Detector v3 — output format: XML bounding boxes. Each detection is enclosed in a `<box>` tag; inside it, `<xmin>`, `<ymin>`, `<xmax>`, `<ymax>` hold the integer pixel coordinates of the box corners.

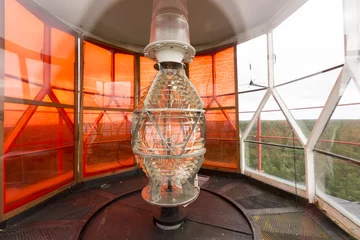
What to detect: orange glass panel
<box><xmin>189</xmin><ymin>47</ymin><xmax>237</xmax><ymax>169</ymax></box>
<box><xmin>113</xmin><ymin>53</ymin><xmax>135</xmax><ymax>109</ymax></box>
<box><xmin>214</xmin><ymin>47</ymin><xmax>235</xmax><ymax>106</ymax></box>
<box><xmin>204</xmin><ymin>109</ymin><xmax>237</xmax><ymax>169</ymax></box>
<box><xmin>83</xmin><ymin>41</ymin><xmax>111</xmax><ymax>107</ymax></box>
<box><xmin>139</xmin><ymin>56</ymin><xmax>157</xmax><ymax>99</ymax></box>
<box><xmin>83</xmin><ymin>111</ymin><xmax>135</xmax><ymax>177</ymax></box>
<box><xmin>4</xmin><ymin>0</ymin><xmax>76</xmax><ymax>213</ymax></box>
<box><xmin>189</xmin><ymin>55</ymin><xmax>213</xmax><ymax>106</ymax></box>
<box><xmin>4</xmin><ymin>0</ymin><xmax>44</xmax><ymax>99</ymax></box>
<box><xmin>50</xmin><ymin>28</ymin><xmax>75</xmax><ymax>105</ymax></box>
<box><xmin>4</xmin><ymin>104</ymin><xmax>74</xmax><ymax>213</ymax></box>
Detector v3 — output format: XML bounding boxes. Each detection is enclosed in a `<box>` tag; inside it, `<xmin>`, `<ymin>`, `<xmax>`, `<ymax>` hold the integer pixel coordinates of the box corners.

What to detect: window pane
<box><xmin>83</xmin><ymin>41</ymin><xmax>111</xmax><ymax>108</ymax></box>
<box><xmin>245</xmin><ymin>95</ymin><xmax>304</xmax><ymax>185</ymax></box>
<box><xmin>237</xmin><ymin>35</ymin><xmax>268</xmax><ymax>92</ymax></box>
<box><xmin>139</xmin><ymin>56</ymin><xmax>157</xmax><ymax>99</ymax></box>
<box><xmin>246</xmin><ymin>142</ymin><xmax>305</xmax><ymax>185</ymax></box>
<box><xmin>189</xmin><ymin>55</ymin><xmax>213</xmax><ymax>106</ymax></box>
<box><xmin>3</xmin><ymin>0</ymin><xmax>76</xmax><ymax>213</ymax></box>
<box><xmin>273</xmin><ymin>0</ymin><xmax>344</xmax><ymax>85</ymax></box>
<box><xmin>276</xmin><ymin>68</ymin><xmax>341</xmax><ymax>136</ymax></box>
<box><xmin>238</xmin><ymin>90</ymin><xmax>266</xmax><ymax>134</ymax></box>
<box><xmin>4</xmin><ymin>0</ymin><xmax>44</xmax><ymax>100</ymax></box>
<box><xmin>50</xmin><ymin>28</ymin><xmax>75</xmax><ymax>105</ymax></box>
<box><xmin>204</xmin><ymin>109</ymin><xmax>237</xmax><ymax>169</ymax></box>
<box><xmin>83</xmin><ymin>111</ymin><xmax>135</xmax><ymax>177</ymax></box>
<box><xmin>315</xmin><ymin>152</ymin><xmax>360</xmax><ymax>221</ymax></box>
<box><xmin>4</xmin><ymin>104</ymin><xmax>74</xmax><ymax>213</ymax></box>
<box><xmin>113</xmin><ymin>53</ymin><xmax>135</xmax><ymax>109</ymax></box>
<box><xmin>316</xmin><ymin>80</ymin><xmax>360</xmax><ymax>160</ymax></box>
<box><xmin>214</xmin><ymin>47</ymin><xmax>235</xmax><ymax>108</ymax></box>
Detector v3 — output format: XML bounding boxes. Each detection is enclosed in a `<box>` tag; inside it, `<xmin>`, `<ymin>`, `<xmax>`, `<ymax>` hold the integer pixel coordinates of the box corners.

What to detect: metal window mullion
<box><xmin>267</xmin><ymin>31</ymin><xmax>275</xmax><ymax>88</ymax></box>
<box><xmin>134</xmin><ymin>54</ymin><xmax>140</xmax><ymax>107</ymax></box>
<box><xmin>242</xmin><ymin>89</ymin><xmax>271</xmax><ymax>140</ymax></box>
<box><xmin>345</xmin><ymin>61</ymin><xmax>360</xmax><ymax>93</ymax></box>
<box><xmin>271</xmin><ymin>88</ymin><xmax>307</xmax><ymax>146</ymax></box>
<box><xmin>241</xmin><ymin>89</ymin><xmax>271</xmax><ymax>174</ymax></box>
<box><xmin>77</xmin><ymin>36</ymin><xmax>84</xmax><ymax>182</ymax></box>
<box><xmin>307</xmin><ymin>67</ymin><xmax>351</xmax><ymax>149</ymax></box>
<box><xmin>305</xmin><ymin>67</ymin><xmax>351</xmax><ymax>202</ymax></box>
<box><xmin>234</xmin><ymin>45</ymin><xmax>241</xmax><ymax>172</ymax></box>
<box><xmin>0</xmin><ymin>0</ymin><xmax>5</xmax><ymax>221</ymax></box>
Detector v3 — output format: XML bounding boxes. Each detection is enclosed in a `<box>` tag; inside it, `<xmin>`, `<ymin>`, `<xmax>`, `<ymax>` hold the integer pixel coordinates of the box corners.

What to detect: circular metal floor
<box><xmin>80</xmin><ymin>189</ymin><xmax>255</xmax><ymax>240</ymax></box>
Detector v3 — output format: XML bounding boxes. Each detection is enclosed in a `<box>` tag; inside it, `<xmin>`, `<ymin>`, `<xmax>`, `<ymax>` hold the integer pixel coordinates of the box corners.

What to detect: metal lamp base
<box><xmin>153</xmin><ymin>206</ymin><xmax>187</xmax><ymax>230</ymax></box>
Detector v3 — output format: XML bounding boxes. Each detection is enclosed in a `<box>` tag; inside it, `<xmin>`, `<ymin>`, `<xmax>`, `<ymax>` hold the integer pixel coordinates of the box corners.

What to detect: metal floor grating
<box><xmin>0</xmin><ymin>225</ymin><xmax>79</xmax><ymax>240</ymax></box>
<box><xmin>253</xmin><ymin>212</ymin><xmax>332</xmax><ymax>240</ymax></box>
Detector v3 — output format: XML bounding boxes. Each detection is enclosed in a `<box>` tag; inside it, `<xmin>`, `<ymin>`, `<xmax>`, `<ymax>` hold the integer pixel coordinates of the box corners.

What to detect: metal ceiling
<box><xmin>32</xmin><ymin>0</ymin><xmax>307</xmax><ymax>52</ymax></box>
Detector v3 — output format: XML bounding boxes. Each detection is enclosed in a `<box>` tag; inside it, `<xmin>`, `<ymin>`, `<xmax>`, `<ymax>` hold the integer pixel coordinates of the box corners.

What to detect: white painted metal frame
<box><xmin>238</xmin><ymin>0</ymin><xmax>360</xmax><ymax>237</ymax></box>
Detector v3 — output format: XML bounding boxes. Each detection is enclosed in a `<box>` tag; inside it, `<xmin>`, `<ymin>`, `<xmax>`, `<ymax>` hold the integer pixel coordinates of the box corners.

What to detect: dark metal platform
<box><xmin>0</xmin><ymin>172</ymin><xmax>354</xmax><ymax>240</ymax></box>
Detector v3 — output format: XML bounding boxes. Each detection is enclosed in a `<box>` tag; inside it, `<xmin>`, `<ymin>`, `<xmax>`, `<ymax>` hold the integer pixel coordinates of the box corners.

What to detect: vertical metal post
<box><xmin>234</xmin><ymin>45</ymin><xmax>241</xmax><ymax>172</ymax></box>
<box><xmin>257</xmin><ymin>115</ymin><xmax>262</xmax><ymax>172</ymax></box>
<box><xmin>76</xmin><ymin>36</ymin><xmax>84</xmax><ymax>182</ymax></box>
<box><xmin>111</xmin><ymin>51</ymin><xmax>115</xmax><ymax>96</ymax></box>
<box><xmin>267</xmin><ymin>32</ymin><xmax>275</xmax><ymax>88</ymax></box>
<box><xmin>307</xmin><ymin>68</ymin><xmax>351</xmax><ymax>203</ymax></box>
<box><xmin>134</xmin><ymin>54</ymin><xmax>140</xmax><ymax>107</ymax></box>
<box><xmin>43</xmin><ymin>25</ymin><xmax>51</xmax><ymax>91</ymax></box>
<box><xmin>57</xmin><ymin>115</ymin><xmax>63</xmax><ymax>174</ymax></box>
<box><xmin>0</xmin><ymin>0</ymin><xmax>5</xmax><ymax>220</ymax></box>
<box><xmin>211</xmin><ymin>54</ymin><xmax>216</xmax><ymax>99</ymax></box>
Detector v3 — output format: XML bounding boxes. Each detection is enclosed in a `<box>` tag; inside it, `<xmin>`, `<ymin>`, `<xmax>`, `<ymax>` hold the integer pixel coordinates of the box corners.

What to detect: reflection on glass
<box><xmin>237</xmin><ymin>35</ymin><xmax>268</xmax><ymax>92</ymax></box>
<box><xmin>3</xmin><ymin>0</ymin><xmax>76</xmax><ymax>213</ymax></box>
<box><xmin>83</xmin><ymin>42</ymin><xmax>135</xmax><ymax>109</ymax></box>
<box><xmin>276</xmin><ymin>68</ymin><xmax>341</xmax><ymax>136</ymax></box>
<box><xmin>273</xmin><ymin>0</ymin><xmax>344</xmax><ymax>84</ymax></box>
<box><xmin>315</xmin><ymin>152</ymin><xmax>360</xmax><ymax>221</ymax></box>
<box><xmin>316</xmin><ymin>80</ymin><xmax>360</xmax><ymax>160</ymax></box>
<box><xmin>83</xmin><ymin>111</ymin><xmax>134</xmax><ymax>177</ymax></box>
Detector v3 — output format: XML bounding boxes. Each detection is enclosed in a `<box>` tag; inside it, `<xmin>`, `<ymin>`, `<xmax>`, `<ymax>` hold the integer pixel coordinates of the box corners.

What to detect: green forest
<box><xmin>243</xmin><ymin>119</ymin><xmax>360</xmax><ymax>202</ymax></box>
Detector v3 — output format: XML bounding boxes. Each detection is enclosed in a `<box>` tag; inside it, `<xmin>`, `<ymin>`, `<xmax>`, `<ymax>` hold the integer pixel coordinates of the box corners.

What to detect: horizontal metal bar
<box><xmin>239</xmin><ymin>102</ymin><xmax>360</xmax><ymax>114</ymax></box>
<box><xmin>5</xmin><ymin>96</ymin><xmax>74</xmax><ymax>109</ymax></box>
<box><xmin>275</xmin><ymin>64</ymin><xmax>344</xmax><ymax>88</ymax></box>
<box><xmin>204</xmin><ymin>106</ymin><xmax>236</xmax><ymax>111</ymax></box>
<box><xmin>314</xmin><ymin>149</ymin><xmax>360</xmax><ymax>166</ymax></box>
<box><xmin>83</xmin><ymin>90</ymin><xmax>135</xmax><ymax>99</ymax></box>
<box><xmin>238</xmin><ymin>87</ymin><xmax>268</xmax><ymax>94</ymax></box>
<box><xmin>5</xmin><ymin>73</ymin><xmax>75</xmax><ymax>93</ymax></box>
<box><xmin>244</xmin><ymin>140</ymin><xmax>304</xmax><ymax>150</ymax></box>
<box><xmin>135</xmin><ymin>108</ymin><xmax>204</xmax><ymax>113</ymax></box>
<box><xmin>5</xmin><ymin>145</ymin><xmax>74</xmax><ymax>158</ymax></box>
<box><xmin>83</xmin><ymin>106</ymin><xmax>134</xmax><ymax>112</ymax></box>
<box><xmin>206</xmin><ymin>138</ymin><xmax>236</xmax><ymax>141</ymax></box>
<box><xmin>84</xmin><ymin>139</ymin><xmax>131</xmax><ymax>145</ymax></box>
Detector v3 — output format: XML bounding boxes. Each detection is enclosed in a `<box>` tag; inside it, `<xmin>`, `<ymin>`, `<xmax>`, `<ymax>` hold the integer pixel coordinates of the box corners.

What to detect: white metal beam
<box><xmin>307</xmin><ymin>67</ymin><xmax>351</xmax><ymax>149</ymax></box>
<box><xmin>305</xmin><ymin>67</ymin><xmax>351</xmax><ymax>202</ymax></box>
<box><xmin>267</xmin><ymin>32</ymin><xmax>275</xmax><ymax>88</ymax></box>
<box><xmin>242</xmin><ymin>89</ymin><xmax>271</xmax><ymax>140</ymax></box>
<box><xmin>345</xmin><ymin>61</ymin><xmax>360</xmax><ymax>93</ymax></box>
<box><xmin>272</xmin><ymin>88</ymin><xmax>307</xmax><ymax>146</ymax></box>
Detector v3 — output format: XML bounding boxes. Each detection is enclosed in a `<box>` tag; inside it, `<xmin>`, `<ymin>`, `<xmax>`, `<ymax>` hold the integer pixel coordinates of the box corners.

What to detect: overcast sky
<box><xmin>236</xmin><ymin>0</ymin><xmax>359</xmax><ymax>121</ymax></box>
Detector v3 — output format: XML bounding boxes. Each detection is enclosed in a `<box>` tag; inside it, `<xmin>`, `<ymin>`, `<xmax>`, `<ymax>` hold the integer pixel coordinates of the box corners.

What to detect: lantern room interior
<box><xmin>0</xmin><ymin>0</ymin><xmax>359</xmax><ymax>239</ymax></box>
